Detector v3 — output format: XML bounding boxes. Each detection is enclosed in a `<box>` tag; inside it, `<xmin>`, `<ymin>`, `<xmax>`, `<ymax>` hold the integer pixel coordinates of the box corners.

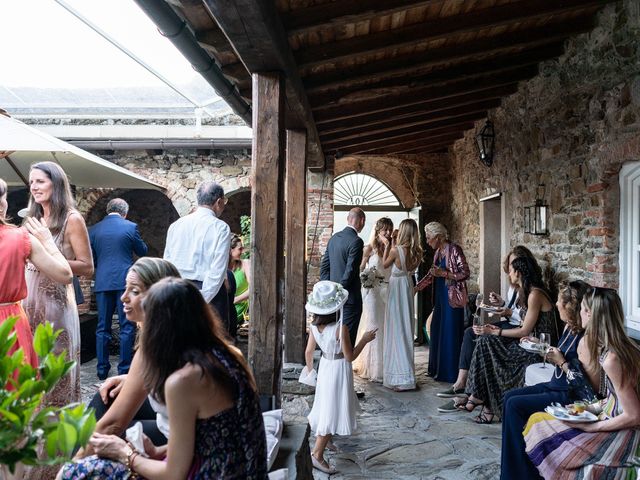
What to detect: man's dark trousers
<box><xmin>96</xmin><ymin>291</ymin><xmax>134</xmax><ymax>378</ymax></box>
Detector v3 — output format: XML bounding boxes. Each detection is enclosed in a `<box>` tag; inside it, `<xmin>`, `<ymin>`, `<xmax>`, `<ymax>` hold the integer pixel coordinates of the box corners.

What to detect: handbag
<box><xmin>298</xmin><ymin>366</ymin><xmax>317</xmax><ymax>387</ymax></box>
<box><xmin>447</xmin><ymin>279</ymin><xmax>468</xmax><ymax>309</ymax></box>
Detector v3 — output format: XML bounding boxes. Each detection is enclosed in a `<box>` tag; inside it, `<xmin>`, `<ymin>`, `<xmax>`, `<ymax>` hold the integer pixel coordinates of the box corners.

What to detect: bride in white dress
<box><xmin>381</xmin><ymin>219</ymin><xmax>422</xmax><ymax>391</ymax></box>
<box><xmin>353</xmin><ymin>217</ymin><xmax>394</xmax><ymax>382</ymax></box>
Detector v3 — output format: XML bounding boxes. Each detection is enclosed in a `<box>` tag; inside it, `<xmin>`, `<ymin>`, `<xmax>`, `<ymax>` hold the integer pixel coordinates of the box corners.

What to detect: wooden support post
<box><xmin>284</xmin><ymin>129</ymin><xmax>308</xmax><ymax>363</ymax></box>
<box><xmin>248</xmin><ymin>72</ymin><xmax>285</xmax><ymax>402</ymax></box>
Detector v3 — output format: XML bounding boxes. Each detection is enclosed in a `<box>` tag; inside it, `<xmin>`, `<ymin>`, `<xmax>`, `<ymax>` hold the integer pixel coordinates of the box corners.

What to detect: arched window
<box><xmin>333</xmin><ymin>173</ymin><xmax>400</xmax><ymax>207</ymax></box>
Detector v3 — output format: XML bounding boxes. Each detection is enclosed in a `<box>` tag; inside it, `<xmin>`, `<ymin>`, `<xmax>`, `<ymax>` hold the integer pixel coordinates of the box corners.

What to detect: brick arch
<box><xmin>334</xmin><ymin>156</ymin><xmax>415</xmax><ymax>208</ymax></box>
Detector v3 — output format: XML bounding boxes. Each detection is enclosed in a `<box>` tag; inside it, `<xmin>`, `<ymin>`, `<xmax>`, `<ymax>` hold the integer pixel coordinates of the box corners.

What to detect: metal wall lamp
<box><xmin>475</xmin><ymin>120</ymin><xmax>495</xmax><ymax>167</ymax></box>
<box><xmin>524</xmin><ymin>184</ymin><xmax>549</xmax><ymax>235</ymax></box>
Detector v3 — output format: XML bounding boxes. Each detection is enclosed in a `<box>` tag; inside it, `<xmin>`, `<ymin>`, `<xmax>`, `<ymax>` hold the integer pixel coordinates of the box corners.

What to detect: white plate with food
<box><xmin>544</xmin><ymin>405</ymin><xmax>599</xmax><ymax>423</ymax></box>
<box><xmin>519</xmin><ymin>340</ymin><xmax>543</xmax><ymax>353</ymax></box>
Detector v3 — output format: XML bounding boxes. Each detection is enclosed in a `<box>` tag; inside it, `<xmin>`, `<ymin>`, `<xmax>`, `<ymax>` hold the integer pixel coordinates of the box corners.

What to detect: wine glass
<box><xmin>472</xmin><ymin>314</ymin><xmax>484</xmax><ymax>341</ymax></box>
<box><xmin>539</xmin><ymin>333</ymin><xmax>550</xmax><ymax>368</ymax></box>
<box><xmin>475</xmin><ymin>293</ymin><xmax>484</xmax><ymax>314</ymax></box>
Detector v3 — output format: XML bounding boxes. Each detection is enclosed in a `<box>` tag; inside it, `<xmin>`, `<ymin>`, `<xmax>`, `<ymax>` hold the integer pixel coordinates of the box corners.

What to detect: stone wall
<box><xmin>448</xmin><ymin>0</ymin><xmax>640</xmax><ymax>289</ymax></box>
<box><xmin>306</xmin><ymin>170</ymin><xmax>334</xmax><ymax>291</ymax></box>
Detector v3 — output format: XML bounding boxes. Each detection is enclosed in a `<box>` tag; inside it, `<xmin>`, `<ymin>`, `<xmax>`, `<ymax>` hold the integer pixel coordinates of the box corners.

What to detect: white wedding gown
<box><xmin>353</xmin><ymin>252</ymin><xmax>390</xmax><ymax>382</ymax></box>
<box><xmin>383</xmin><ymin>246</ymin><xmax>416</xmax><ymax>390</ymax></box>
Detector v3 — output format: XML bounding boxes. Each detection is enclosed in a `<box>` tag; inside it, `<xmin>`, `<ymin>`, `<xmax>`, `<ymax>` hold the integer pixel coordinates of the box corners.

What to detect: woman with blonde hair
<box><xmin>524</xmin><ymin>287</ymin><xmax>640</xmax><ymax>479</ymax></box>
<box><xmin>353</xmin><ymin>217</ymin><xmax>394</xmax><ymax>382</ymax></box>
<box><xmin>418</xmin><ymin>221</ymin><xmax>470</xmax><ymax>383</ymax></box>
<box><xmin>381</xmin><ymin>218</ymin><xmax>423</xmax><ymax>391</ymax></box>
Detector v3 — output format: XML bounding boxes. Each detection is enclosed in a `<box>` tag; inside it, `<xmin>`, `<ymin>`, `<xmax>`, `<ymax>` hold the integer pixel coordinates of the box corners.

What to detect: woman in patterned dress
<box><xmin>461</xmin><ymin>255</ymin><xmax>557</xmax><ymax>423</ymax></box>
<box><xmin>524</xmin><ymin>287</ymin><xmax>640</xmax><ymax>479</ymax></box>
<box><xmin>23</xmin><ymin>161</ymin><xmax>93</xmax><ymax>407</ymax></box>
<box><xmin>61</xmin><ymin>278</ymin><xmax>267</xmax><ymax>479</ymax></box>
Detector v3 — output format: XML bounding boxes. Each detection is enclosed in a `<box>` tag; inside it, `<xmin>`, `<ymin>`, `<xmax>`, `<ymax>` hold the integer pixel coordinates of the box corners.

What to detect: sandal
<box><xmin>456</xmin><ymin>398</ymin><xmax>483</xmax><ymax>412</ymax></box>
<box><xmin>474</xmin><ymin>406</ymin><xmax>496</xmax><ymax>424</ymax></box>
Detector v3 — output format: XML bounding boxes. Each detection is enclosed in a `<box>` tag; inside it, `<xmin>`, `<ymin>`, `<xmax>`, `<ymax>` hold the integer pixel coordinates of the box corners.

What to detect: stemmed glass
<box><xmin>472</xmin><ymin>314</ymin><xmax>484</xmax><ymax>341</ymax></box>
<box><xmin>475</xmin><ymin>293</ymin><xmax>484</xmax><ymax>314</ymax></box>
<box><xmin>539</xmin><ymin>333</ymin><xmax>550</xmax><ymax>368</ymax></box>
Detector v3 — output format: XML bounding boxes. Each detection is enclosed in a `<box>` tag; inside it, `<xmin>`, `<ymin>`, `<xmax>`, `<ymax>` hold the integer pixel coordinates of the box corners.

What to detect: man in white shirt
<box><xmin>164</xmin><ymin>182</ymin><xmax>231</xmax><ymax>329</ymax></box>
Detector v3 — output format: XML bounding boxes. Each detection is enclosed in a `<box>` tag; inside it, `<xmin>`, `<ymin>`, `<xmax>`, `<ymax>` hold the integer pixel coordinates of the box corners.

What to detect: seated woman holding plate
<box><xmin>524</xmin><ymin>287</ymin><xmax>640</xmax><ymax>479</ymax></box>
<box><xmin>500</xmin><ymin>280</ymin><xmax>597</xmax><ymax>479</ymax></box>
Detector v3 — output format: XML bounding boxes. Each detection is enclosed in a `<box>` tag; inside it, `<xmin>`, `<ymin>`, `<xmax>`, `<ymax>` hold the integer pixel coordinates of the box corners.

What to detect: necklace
<box><xmin>553</xmin><ymin>331</ymin><xmax>579</xmax><ymax>379</ymax></box>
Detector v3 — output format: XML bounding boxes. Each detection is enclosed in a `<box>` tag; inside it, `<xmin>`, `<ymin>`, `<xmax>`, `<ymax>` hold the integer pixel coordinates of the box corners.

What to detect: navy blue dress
<box><xmin>500</xmin><ymin>329</ymin><xmax>595</xmax><ymax>480</ymax></box>
<box><xmin>427</xmin><ymin>257</ymin><xmax>464</xmax><ymax>383</ymax></box>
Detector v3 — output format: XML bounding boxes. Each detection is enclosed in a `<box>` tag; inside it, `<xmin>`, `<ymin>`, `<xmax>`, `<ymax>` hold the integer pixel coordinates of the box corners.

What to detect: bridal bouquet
<box><xmin>360</xmin><ymin>266</ymin><xmax>385</xmax><ymax>289</ymax></box>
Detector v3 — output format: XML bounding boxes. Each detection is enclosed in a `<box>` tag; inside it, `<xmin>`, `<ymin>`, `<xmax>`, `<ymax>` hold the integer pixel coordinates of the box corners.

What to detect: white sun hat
<box><xmin>305</xmin><ymin>281</ymin><xmax>349</xmax><ymax>315</ymax></box>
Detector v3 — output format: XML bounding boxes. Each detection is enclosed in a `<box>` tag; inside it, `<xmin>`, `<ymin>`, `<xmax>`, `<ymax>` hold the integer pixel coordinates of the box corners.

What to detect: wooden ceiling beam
<box><xmin>302</xmin><ymin>16</ymin><xmax>593</xmax><ymax>88</ymax></box>
<box><xmin>319</xmin><ymin>98</ymin><xmax>500</xmax><ymax>139</ymax></box>
<box><xmin>313</xmin><ymin>65</ymin><xmax>537</xmax><ymax>121</ymax></box>
<box><xmin>367</xmin><ymin>140</ymin><xmax>459</xmax><ymax>156</ymax></box>
<box><xmin>336</xmin><ymin>131</ymin><xmax>464</xmax><ymax>156</ymax></box>
<box><xmin>282</xmin><ymin>0</ymin><xmax>441</xmax><ymax>36</ymax></box>
<box><xmin>200</xmin><ymin>0</ymin><xmax>324</xmax><ymax>169</ymax></box>
<box><xmin>308</xmin><ymin>44</ymin><xmax>563</xmax><ymax>106</ymax></box>
<box><xmin>355</xmin><ymin>129</ymin><xmax>465</xmax><ymax>153</ymax></box>
<box><xmin>325</xmin><ymin>116</ymin><xmax>478</xmax><ymax>149</ymax></box>
<box><xmin>294</xmin><ymin>0</ymin><xmax>610</xmax><ymax>68</ymax></box>
<box><xmin>196</xmin><ymin>28</ymin><xmax>236</xmax><ymax>56</ymax></box>
<box><xmin>316</xmin><ymin>84</ymin><xmax>517</xmax><ymax>127</ymax></box>
<box><xmin>322</xmin><ymin>111</ymin><xmax>485</xmax><ymax>146</ymax></box>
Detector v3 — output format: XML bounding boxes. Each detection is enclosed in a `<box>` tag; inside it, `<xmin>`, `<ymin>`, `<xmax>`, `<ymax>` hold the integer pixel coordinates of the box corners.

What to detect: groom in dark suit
<box><xmin>320</xmin><ymin>207</ymin><xmax>366</xmax><ymax>346</ymax></box>
<box><xmin>90</xmin><ymin>198</ymin><xmax>148</xmax><ymax>379</ymax></box>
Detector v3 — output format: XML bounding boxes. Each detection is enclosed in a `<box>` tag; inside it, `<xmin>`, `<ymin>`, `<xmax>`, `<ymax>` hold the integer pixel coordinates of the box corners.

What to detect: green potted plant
<box><xmin>0</xmin><ymin>316</ymin><xmax>95</xmax><ymax>480</ymax></box>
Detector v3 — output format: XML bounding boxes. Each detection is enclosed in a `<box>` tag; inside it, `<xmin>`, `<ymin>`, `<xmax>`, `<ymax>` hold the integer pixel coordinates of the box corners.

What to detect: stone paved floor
<box><xmin>306</xmin><ymin>346</ymin><xmax>502</xmax><ymax>480</ymax></box>
<box><xmin>80</xmin><ymin>356</ymin><xmax>119</xmax><ymax>404</ymax></box>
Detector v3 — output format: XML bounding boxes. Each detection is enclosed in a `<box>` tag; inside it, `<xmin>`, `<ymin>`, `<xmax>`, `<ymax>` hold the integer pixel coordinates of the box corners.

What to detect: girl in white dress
<box><xmin>354</xmin><ymin>217</ymin><xmax>393</xmax><ymax>382</ymax></box>
<box><xmin>382</xmin><ymin>219</ymin><xmax>423</xmax><ymax>391</ymax></box>
<box><xmin>305</xmin><ymin>281</ymin><xmax>377</xmax><ymax>474</ymax></box>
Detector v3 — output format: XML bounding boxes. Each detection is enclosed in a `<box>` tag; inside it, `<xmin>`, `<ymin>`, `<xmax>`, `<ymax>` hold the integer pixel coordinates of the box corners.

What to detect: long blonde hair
<box><xmin>585</xmin><ymin>287</ymin><xmax>640</xmax><ymax>393</ymax></box>
<box><xmin>396</xmin><ymin>219</ymin><xmax>422</xmax><ymax>270</ymax></box>
<box><xmin>368</xmin><ymin>217</ymin><xmax>394</xmax><ymax>257</ymax></box>
<box><xmin>0</xmin><ymin>178</ymin><xmax>11</xmax><ymax>227</ymax></box>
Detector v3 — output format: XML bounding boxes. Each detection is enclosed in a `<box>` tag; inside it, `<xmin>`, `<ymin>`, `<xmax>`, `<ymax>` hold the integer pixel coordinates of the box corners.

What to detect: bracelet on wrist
<box><xmin>125</xmin><ymin>443</ymin><xmax>140</xmax><ymax>479</ymax></box>
<box><xmin>498</xmin><ymin>328</ymin><xmax>502</xmax><ymax>337</ymax></box>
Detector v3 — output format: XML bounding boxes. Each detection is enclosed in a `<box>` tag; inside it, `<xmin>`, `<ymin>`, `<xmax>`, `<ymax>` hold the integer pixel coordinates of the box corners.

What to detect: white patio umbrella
<box><xmin>0</xmin><ymin>114</ymin><xmax>163</xmax><ymax>190</ymax></box>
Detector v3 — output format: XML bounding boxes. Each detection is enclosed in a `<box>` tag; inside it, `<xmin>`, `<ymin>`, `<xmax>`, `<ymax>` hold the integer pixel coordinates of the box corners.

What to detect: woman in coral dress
<box><xmin>0</xmin><ymin>178</ymin><xmax>73</xmax><ymax>376</ymax></box>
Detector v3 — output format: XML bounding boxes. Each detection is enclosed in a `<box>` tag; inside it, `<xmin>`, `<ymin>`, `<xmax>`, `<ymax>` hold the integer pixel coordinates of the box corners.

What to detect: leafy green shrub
<box><xmin>0</xmin><ymin>317</ymin><xmax>95</xmax><ymax>473</ymax></box>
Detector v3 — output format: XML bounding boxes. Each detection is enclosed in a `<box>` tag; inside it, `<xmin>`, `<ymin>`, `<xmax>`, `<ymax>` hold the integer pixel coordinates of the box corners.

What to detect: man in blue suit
<box><xmin>90</xmin><ymin>198</ymin><xmax>148</xmax><ymax>379</ymax></box>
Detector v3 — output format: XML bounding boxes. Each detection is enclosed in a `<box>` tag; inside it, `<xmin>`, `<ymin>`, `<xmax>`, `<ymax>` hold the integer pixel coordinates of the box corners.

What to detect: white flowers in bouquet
<box><xmin>360</xmin><ymin>266</ymin><xmax>385</xmax><ymax>289</ymax></box>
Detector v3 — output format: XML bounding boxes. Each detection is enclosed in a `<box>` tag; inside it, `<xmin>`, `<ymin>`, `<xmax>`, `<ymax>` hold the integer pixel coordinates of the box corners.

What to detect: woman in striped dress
<box><xmin>524</xmin><ymin>287</ymin><xmax>640</xmax><ymax>479</ymax></box>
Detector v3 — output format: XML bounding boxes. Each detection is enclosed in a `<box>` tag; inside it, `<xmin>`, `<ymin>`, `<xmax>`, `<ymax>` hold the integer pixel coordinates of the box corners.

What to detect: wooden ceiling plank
<box><xmin>316</xmin><ymin>84</ymin><xmax>517</xmax><ymax>127</ymax></box>
<box><xmin>322</xmin><ymin>111</ymin><xmax>486</xmax><ymax>146</ymax></box>
<box><xmin>324</xmin><ymin>115</ymin><xmax>481</xmax><ymax>149</ymax></box>
<box><xmin>356</xmin><ymin>130</ymin><xmax>464</xmax><ymax>153</ymax></box>
<box><xmin>294</xmin><ymin>0</ymin><xmax>611</xmax><ymax>68</ymax></box>
<box><xmin>282</xmin><ymin>0</ymin><xmax>442</xmax><ymax>35</ymax></box>
<box><xmin>200</xmin><ymin>0</ymin><xmax>324</xmax><ymax>169</ymax></box>
<box><xmin>312</xmin><ymin>65</ymin><xmax>537</xmax><ymax>120</ymax></box>
<box><xmin>318</xmin><ymin>98</ymin><xmax>500</xmax><ymax>139</ymax></box>
<box><xmin>337</xmin><ymin>131</ymin><xmax>463</xmax><ymax>156</ymax></box>
<box><xmin>196</xmin><ymin>28</ymin><xmax>236</xmax><ymax>56</ymax></box>
<box><xmin>367</xmin><ymin>139</ymin><xmax>460</xmax><ymax>155</ymax></box>
<box><xmin>303</xmin><ymin>15</ymin><xmax>593</xmax><ymax>88</ymax></box>
<box><xmin>308</xmin><ymin>43</ymin><xmax>563</xmax><ymax>105</ymax></box>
